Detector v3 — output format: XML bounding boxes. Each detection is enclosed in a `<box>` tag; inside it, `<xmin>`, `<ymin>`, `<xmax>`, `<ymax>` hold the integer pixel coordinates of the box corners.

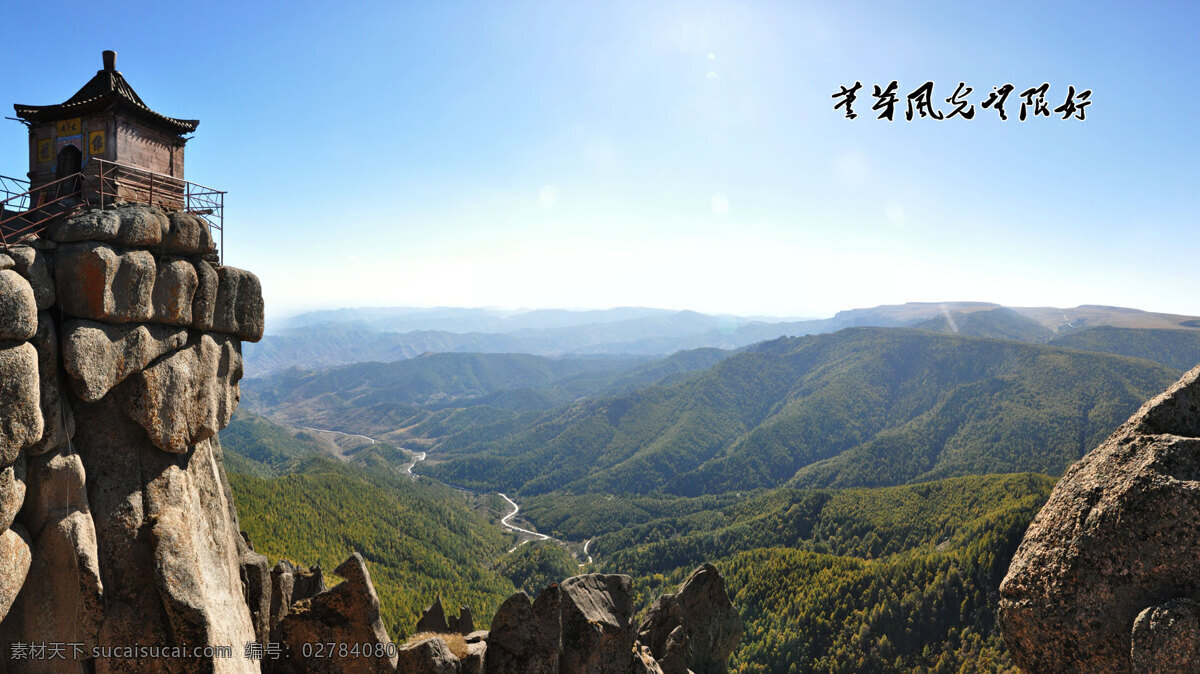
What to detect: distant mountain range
<box><xmin>419</xmin><ymin>328</ymin><xmax>1178</xmax><ymax>496</ymax></box>
<box><xmin>247</xmin><ymin>302</ymin><xmax>1200</xmax><ymax>375</ymax></box>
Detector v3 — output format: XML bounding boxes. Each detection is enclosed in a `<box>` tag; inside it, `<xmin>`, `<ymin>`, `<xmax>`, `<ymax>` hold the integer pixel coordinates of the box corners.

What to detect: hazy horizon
<box><xmin>3</xmin><ymin>2</ymin><xmax>1196</xmax><ymax>322</ymax></box>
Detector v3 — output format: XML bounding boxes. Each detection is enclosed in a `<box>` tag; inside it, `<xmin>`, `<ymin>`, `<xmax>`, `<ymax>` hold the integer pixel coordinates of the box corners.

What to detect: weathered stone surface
<box><xmin>293</xmin><ymin>563</ymin><xmax>327</xmax><ymax>602</ymax></box>
<box><xmin>27</xmin><ymin>313</ymin><xmax>72</xmax><ymax>456</ymax></box>
<box><xmin>0</xmin><ymin>342</ymin><xmax>42</xmax><ymax>467</ymax></box>
<box><xmin>74</xmin><ymin>396</ymin><xmax>256</xmax><ymax>672</ymax></box>
<box><xmin>162</xmin><ymin>211</ymin><xmax>216</xmax><ymax>255</ymax></box>
<box><xmin>417</xmin><ymin>596</ymin><xmax>451</xmax><ymax>634</ymax></box>
<box><xmin>1000</xmin><ymin>365</ymin><xmax>1200</xmax><ymax>673</ymax></box>
<box><xmin>50</xmin><ymin>205</ymin><xmax>168</xmax><ymax>248</ymax></box>
<box><xmin>241</xmin><ymin>549</ymin><xmax>271</xmax><ymax>646</ymax></box>
<box><xmin>20</xmin><ymin>446</ymin><xmax>88</xmax><ymax>538</ymax></box>
<box><xmin>56</xmin><ymin>242</ymin><xmax>155</xmax><ymax>323</ymax></box>
<box><xmin>277</xmin><ymin>552</ymin><xmax>397</xmax><ymax>673</ymax></box>
<box><xmin>270</xmin><ymin>560</ymin><xmax>297</xmax><ymax>641</ymax></box>
<box><xmin>485</xmin><ymin>587</ymin><xmax>561</xmax><ymax>674</ymax></box>
<box><xmin>213</xmin><ymin>265</ymin><xmax>264</xmax><ymax>342</ymax></box>
<box><xmin>151</xmin><ymin>257</ymin><xmax>199</xmax><ymax>325</ymax></box>
<box><xmin>192</xmin><ymin>259</ymin><xmax>218</xmax><ymax>331</ymax></box>
<box><xmin>397</xmin><ymin>635</ymin><xmax>460</xmax><ymax>674</ymax></box>
<box><xmin>3</xmin><ymin>510</ymin><xmax>104</xmax><ymax>663</ymax></box>
<box><xmin>0</xmin><ymin>269</ymin><xmax>37</xmax><ymax>341</ymax></box>
<box><xmin>61</xmin><ymin>319</ymin><xmax>188</xmax><ymax>403</ymax></box>
<box><xmin>0</xmin><ymin>254</ymin><xmax>12</xmax><ymax>271</ymax></box>
<box><xmin>116</xmin><ymin>332</ymin><xmax>242</xmax><ymax>453</ymax></box>
<box><xmin>0</xmin><ymin>524</ymin><xmax>32</xmax><ymax>621</ymax></box>
<box><xmin>0</xmin><ymin>457</ymin><xmax>24</xmax><ymax>533</ymax></box>
<box><xmin>654</xmin><ymin>625</ymin><xmax>689</xmax><ymax>674</ymax></box>
<box><xmin>638</xmin><ymin>563</ymin><xmax>743</xmax><ymax>674</ymax></box>
<box><xmin>7</xmin><ymin>245</ymin><xmax>55</xmax><ymax>310</ymax></box>
<box><xmin>559</xmin><ymin>574</ymin><xmax>637</xmax><ymax>674</ymax></box>
<box><xmin>462</xmin><ymin>640</ymin><xmax>486</xmax><ymax>674</ymax></box>
<box><xmin>448</xmin><ymin>604</ymin><xmax>475</xmax><ymax>636</ymax></box>
<box><xmin>1131</xmin><ymin>599</ymin><xmax>1200</xmax><ymax>674</ymax></box>
<box><xmin>633</xmin><ymin>642</ymin><xmax>667</xmax><ymax>674</ymax></box>
<box><xmin>49</xmin><ymin>208</ymin><xmax>120</xmax><ymax>243</ymax></box>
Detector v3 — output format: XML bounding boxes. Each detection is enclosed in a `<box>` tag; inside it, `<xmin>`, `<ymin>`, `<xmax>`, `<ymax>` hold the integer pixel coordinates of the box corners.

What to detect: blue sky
<box><xmin>2</xmin><ymin>1</ymin><xmax>1196</xmax><ymax>322</ymax></box>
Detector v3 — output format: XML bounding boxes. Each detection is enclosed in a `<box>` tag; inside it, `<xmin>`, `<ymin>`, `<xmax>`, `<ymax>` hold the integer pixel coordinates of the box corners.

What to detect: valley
<box><xmin>225</xmin><ymin>301</ymin><xmax>1200</xmax><ymax>672</ymax></box>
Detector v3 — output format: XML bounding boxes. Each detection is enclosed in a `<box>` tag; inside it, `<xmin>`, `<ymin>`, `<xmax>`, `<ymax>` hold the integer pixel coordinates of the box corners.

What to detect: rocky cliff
<box><xmin>0</xmin><ymin>204</ymin><xmax>743</xmax><ymax>673</ymax></box>
<box><xmin>1000</xmin><ymin>364</ymin><xmax>1200</xmax><ymax>673</ymax></box>
<box><xmin>0</xmin><ymin>204</ymin><xmax>265</xmax><ymax>672</ymax></box>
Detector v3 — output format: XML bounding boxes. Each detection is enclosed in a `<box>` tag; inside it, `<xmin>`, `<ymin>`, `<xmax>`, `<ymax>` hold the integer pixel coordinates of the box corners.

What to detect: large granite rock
<box><xmin>559</xmin><ymin>574</ymin><xmax>638</xmax><ymax>674</ymax></box>
<box><xmin>276</xmin><ymin>552</ymin><xmax>397</xmax><ymax>673</ymax></box>
<box><xmin>0</xmin><ymin>458</ymin><xmax>24</xmax><ymax>533</ymax></box>
<box><xmin>61</xmin><ymin>319</ymin><xmax>188</xmax><ymax>402</ymax></box>
<box><xmin>397</xmin><ymin>635</ymin><xmax>461</xmax><ymax>674</ymax></box>
<box><xmin>449</xmin><ymin>604</ymin><xmax>475</xmax><ymax>636</ymax></box>
<box><xmin>7</xmin><ymin>245</ymin><xmax>55</xmax><ymax>310</ymax></box>
<box><xmin>212</xmin><ymin>266</ymin><xmax>264</xmax><ymax>342</ymax></box>
<box><xmin>1000</xmin><ymin>365</ymin><xmax>1200</xmax><ymax>672</ymax></box>
<box><xmin>241</xmin><ymin>548</ymin><xmax>271</xmax><ymax>646</ymax></box>
<box><xmin>27</xmin><ymin>313</ymin><xmax>72</xmax><ymax>456</ymax></box>
<box><xmin>55</xmin><ymin>242</ymin><xmax>156</xmax><ymax>323</ymax></box>
<box><xmin>151</xmin><ymin>257</ymin><xmax>199</xmax><ymax>325</ymax></box>
<box><xmin>0</xmin><ymin>269</ymin><xmax>36</xmax><ymax>341</ymax></box>
<box><xmin>162</xmin><ymin>211</ymin><xmax>217</xmax><ymax>256</ymax></box>
<box><xmin>0</xmin><ymin>204</ymin><xmax>272</xmax><ymax>672</ymax></box>
<box><xmin>638</xmin><ymin>563</ymin><xmax>743</xmax><ymax>674</ymax></box>
<box><xmin>0</xmin><ymin>524</ymin><xmax>32</xmax><ymax>620</ymax></box>
<box><xmin>192</xmin><ymin>259</ymin><xmax>219</xmax><ymax>331</ymax></box>
<box><xmin>0</xmin><ymin>342</ymin><xmax>42</xmax><ymax>467</ymax></box>
<box><xmin>20</xmin><ymin>447</ymin><xmax>88</xmax><ymax>538</ymax></box>
<box><xmin>1131</xmin><ymin>598</ymin><xmax>1200</xmax><ymax>673</ymax></box>
<box><xmin>417</xmin><ymin>596</ymin><xmax>451</xmax><ymax>634</ymax></box>
<box><xmin>74</xmin><ymin>397</ymin><xmax>256</xmax><ymax>672</ymax></box>
<box><xmin>49</xmin><ymin>205</ymin><xmax>168</xmax><ymax>248</ymax></box>
<box><xmin>3</xmin><ymin>510</ymin><xmax>104</xmax><ymax>666</ymax></box>
<box><xmin>115</xmin><ymin>332</ymin><xmax>242</xmax><ymax>453</ymax></box>
<box><xmin>485</xmin><ymin>587</ymin><xmax>562</xmax><ymax>674</ymax></box>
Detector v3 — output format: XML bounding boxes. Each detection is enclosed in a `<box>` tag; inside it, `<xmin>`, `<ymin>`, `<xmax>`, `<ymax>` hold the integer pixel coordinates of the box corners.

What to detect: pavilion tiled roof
<box><xmin>14</xmin><ymin>52</ymin><xmax>198</xmax><ymax>135</ymax></box>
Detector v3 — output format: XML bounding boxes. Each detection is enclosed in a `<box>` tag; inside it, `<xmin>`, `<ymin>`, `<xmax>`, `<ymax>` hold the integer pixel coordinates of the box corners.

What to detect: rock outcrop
<box><xmin>638</xmin><ymin>563</ymin><xmax>744</xmax><ymax>674</ymax></box>
<box><xmin>0</xmin><ymin>205</ymin><xmax>265</xmax><ymax>673</ymax></box>
<box><xmin>274</xmin><ymin>553</ymin><xmax>397</xmax><ymax>673</ymax></box>
<box><xmin>416</xmin><ymin>598</ymin><xmax>476</xmax><ymax>636</ymax></box>
<box><xmin>1000</xmin><ymin>364</ymin><xmax>1200</xmax><ymax>672</ymax></box>
<box><xmin>459</xmin><ymin>566</ymin><xmax>737</xmax><ymax>674</ymax></box>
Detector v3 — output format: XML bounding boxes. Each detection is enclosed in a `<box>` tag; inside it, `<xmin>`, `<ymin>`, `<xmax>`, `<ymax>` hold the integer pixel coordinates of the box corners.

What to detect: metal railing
<box><xmin>0</xmin><ymin>172</ymin><xmax>90</xmax><ymax>251</ymax></box>
<box><xmin>93</xmin><ymin>160</ymin><xmax>224</xmax><ymax>260</ymax></box>
<box><xmin>0</xmin><ymin>159</ymin><xmax>225</xmax><ymax>262</ymax></box>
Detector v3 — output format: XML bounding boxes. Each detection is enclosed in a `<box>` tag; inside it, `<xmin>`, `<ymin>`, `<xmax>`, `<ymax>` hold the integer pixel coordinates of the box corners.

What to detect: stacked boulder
<box><xmin>1000</xmin><ymin>364</ymin><xmax>1200</xmax><ymax>672</ymax></box>
<box><xmin>0</xmin><ymin>204</ymin><xmax>265</xmax><ymax>673</ymax></box>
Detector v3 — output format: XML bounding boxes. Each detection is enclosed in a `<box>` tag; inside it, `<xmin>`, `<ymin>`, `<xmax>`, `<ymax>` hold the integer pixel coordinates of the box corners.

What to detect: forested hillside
<box><xmin>1049</xmin><ymin>326</ymin><xmax>1200</xmax><ymax>371</ymax></box>
<box><xmin>220</xmin><ymin>425</ymin><xmax>519</xmax><ymax>640</ymax></box>
<box><xmin>523</xmin><ymin>474</ymin><xmax>1054</xmax><ymax>672</ymax></box>
<box><xmin>227</xmin><ymin>315</ymin><xmax>1200</xmax><ymax>672</ymax></box>
<box><xmin>421</xmin><ymin>329</ymin><xmax>1177</xmax><ymax>495</ymax></box>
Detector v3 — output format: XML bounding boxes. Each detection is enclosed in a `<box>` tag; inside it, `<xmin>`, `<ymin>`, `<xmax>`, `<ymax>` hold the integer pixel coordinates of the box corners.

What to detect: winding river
<box><xmin>293</xmin><ymin>426</ymin><xmax>592</xmax><ymax>564</ymax></box>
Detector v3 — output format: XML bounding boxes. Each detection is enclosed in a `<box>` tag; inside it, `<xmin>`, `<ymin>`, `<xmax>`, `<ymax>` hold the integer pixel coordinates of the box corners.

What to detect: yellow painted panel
<box><xmin>89</xmin><ymin>130</ymin><xmax>106</xmax><ymax>156</ymax></box>
<box><xmin>37</xmin><ymin>139</ymin><xmax>53</xmax><ymax>163</ymax></box>
<box><xmin>56</xmin><ymin>118</ymin><xmax>81</xmax><ymax>136</ymax></box>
